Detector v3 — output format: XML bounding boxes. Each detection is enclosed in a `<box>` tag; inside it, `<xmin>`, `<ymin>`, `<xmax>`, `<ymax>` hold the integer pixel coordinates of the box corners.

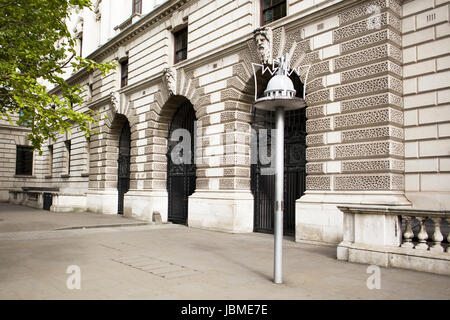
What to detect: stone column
<box><xmin>187</xmin><ymin>55</ymin><xmax>255</xmax><ymax>233</ymax></box>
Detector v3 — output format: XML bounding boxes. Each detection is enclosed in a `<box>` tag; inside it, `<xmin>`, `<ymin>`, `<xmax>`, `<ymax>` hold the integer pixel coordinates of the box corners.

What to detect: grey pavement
<box><xmin>0</xmin><ymin>203</ymin><xmax>449</xmax><ymax>299</ymax></box>
<box><xmin>0</xmin><ymin>203</ymin><xmax>147</xmax><ymax>232</ymax></box>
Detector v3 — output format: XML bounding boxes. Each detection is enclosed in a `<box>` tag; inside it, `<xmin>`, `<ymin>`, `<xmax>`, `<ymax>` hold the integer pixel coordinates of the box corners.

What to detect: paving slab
<box><xmin>0</xmin><ymin>203</ymin><xmax>449</xmax><ymax>300</ymax></box>
<box><xmin>0</xmin><ymin>203</ymin><xmax>149</xmax><ymax>232</ymax></box>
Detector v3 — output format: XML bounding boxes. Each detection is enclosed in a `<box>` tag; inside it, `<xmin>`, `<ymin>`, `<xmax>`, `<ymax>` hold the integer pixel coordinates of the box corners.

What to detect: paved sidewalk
<box><xmin>0</xmin><ymin>204</ymin><xmax>449</xmax><ymax>299</ymax></box>
<box><xmin>0</xmin><ymin>203</ymin><xmax>147</xmax><ymax>232</ymax></box>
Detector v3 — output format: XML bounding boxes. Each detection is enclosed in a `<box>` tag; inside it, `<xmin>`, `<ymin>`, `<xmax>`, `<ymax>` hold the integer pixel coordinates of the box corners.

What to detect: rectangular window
<box><xmin>48</xmin><ymin>145</ymin><xmax>53</xmax><ymax>175</ymax></box>
<box><xmin>121</xmin><ymin>59</ymin><xmax>128</xmax><ymax>88</ymax></box>
<box><xmin>132</xmin><ymin>0</ymin><xmax>142</xmax><ymax>15</ymax></box>
<box><xmin>79</xmin><ymin>35</ymin><xmax>83</xmax><ymax>57</ymax></box>
<box><xmin>85</xmin><ymin>136</ymin><xmax>90</xmax><ymax>173</ymax></box>
<box><xmin>65</xmin><ymin>140</ymin><xmax>71</xmax><ymax>175</ymax></box>
<box><xmin>261</xmin><ymin>0</ymin><xmax>286</xmax><ymax>25</ymax></box>
<box><xmin>16</xmin><ymin>146</ymin><xmax>33</xmax><ymax>176</ymax></box>
<box><xmin>174</xmin><ymin>27</ymin><xmax>188</xmax><ymax>64</ymax></box>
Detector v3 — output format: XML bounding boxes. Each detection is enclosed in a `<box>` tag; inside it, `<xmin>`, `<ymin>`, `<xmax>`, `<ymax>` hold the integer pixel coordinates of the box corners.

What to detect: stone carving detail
<box><xmin>341</xmin><ymin>29</ymin><xmax>401</xmax><ymax>54</ymax></box>
<box><xmin>306</xmin><ymin>176</ymin><xmax>331</xmax><ymax>190</ymax></box>
<box><xmin>342</xmin><ymin>125</ymin><xmax>404</xmax><ymax>143</ymax></box>
<box><xmin>336</xmin><ymin>142</ymin><xmax>390</xmax><ymax>159</ymax></box>
<box><xmin>335</xmin><ymin>44</ymin><xmax>396</xmax><ymax>71</ymax></box>
<box><xmin>162</xmin><ymin>67</ymin><xmax>177</xmax><ymax>96</ymax></box>
<box><xmin>335</xmin><ymin>108</ymin><xmax>402</xmax><ymax>129</ymax></box>
<box><xmin>342</xmin><ymin>61</ymin><xmax>402</xmax><ymax>83</ymax></box>
<box><xmin>338</xmin><ymin>0</ymin><xmax>387</xmax><ymax>25</ymax></box>
<box><xmin>110</xmin><ymin>91</ymin><xmax>120</xmax><ymax>112</ymax></box>
<box><xmin>341</xmin><ymin>93</ymin><xmax>401</xmax><ymax>113</ymax></box>
<box><xmin>305</xmin><ymin>89</ymin><xmax>330</xmax><ymax>106</ymax></box>
<box><xmin>272</xmin><ymin>27</ymin><xmax>283</xmax><ymax>58</ymax></box>
<box><xmin>342</xmin><ymin>127</ymin><xmax>390</xmax><ymax>142</ymax></box>
<box><xmin>391</xmin><ymin>174</ymin><xmax>404</xmax><ymax>190</ymax></box>
<box><xmin>335</xmin><ymin>175</ymin><xmax>391</xmax><ymax>190</ymax></box>
<box><xmin>306</xmin><ymin>105</ymin><xmax>325</xmax><ymax>119</ymax></box>
<box><xmin>309</xmin><ymin>61</ymin><xmax>332</xmax><ymax>78</ymax></box>
<box><xmin>306</xmin><ymin>146</ymin><xmax>331</xmax><ymax>161</ymax></box>
<box><xmin>253</xmin><ymin>27</ymin><xmax>273</xmax><ymax>65</ymax></box>
<box><xmin>335</xmin><ymin>141</ymin><xmax>403</xmax><ymax>159</ymax></box>
<box><xmin>306</xmin><ymin>163</ymin><xmax>324</xmax><ymax>174</ymax></box>
<box><xmin>334</xmin><ymin>76</ymin><xmax>394</xmax><ymax>100</ymax></box>
<box><xmin>342</xmin><ymin>160</ymin><xmax>391</xmax><ymax>173</ymax></box>
<box><xmin>334</xmin><ymin>12</ymin><xmax>389</xmax><ymax>43</ymax></box>
<box><xmin>290</xmin><ymin>40</ymin><xmax>311</xmax><ymax>67</ymax></box>
<box><xmin>306</xmin><ymin>77</ymin><xmax>324</xmax><ymax>92</ymax></box>
<box><xmin>94</xmin><ymin>0</ymin><xmax>102</xmax><ymax>20</ymax></box>
<box><xmin>306</xmin><ymin>133</ymin><xmax>325</xmax><ymax>146</ymax></box>
<box><xmin>301</xmin><ymin>51</ymin><xmax>320</xmax><ymax>66</ymax></box>
<box><xmin>307</xmin><ymin>117</ymin><xmax>332</xmax><ymax>133</ymax></box>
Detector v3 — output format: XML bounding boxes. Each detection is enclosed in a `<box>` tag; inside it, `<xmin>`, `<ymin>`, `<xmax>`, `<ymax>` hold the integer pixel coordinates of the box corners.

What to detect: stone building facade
<box><xmin>1</xmin><ymin>0</ymin><xmax>450</xmax><ymax>248</ymax></box>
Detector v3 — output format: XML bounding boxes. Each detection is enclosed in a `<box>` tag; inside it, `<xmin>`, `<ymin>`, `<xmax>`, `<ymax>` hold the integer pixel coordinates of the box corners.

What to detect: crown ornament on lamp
<box><xmin>253</xmin><ymin>53</ymin><xmax>308</xmax><ymax>112</ymax></box>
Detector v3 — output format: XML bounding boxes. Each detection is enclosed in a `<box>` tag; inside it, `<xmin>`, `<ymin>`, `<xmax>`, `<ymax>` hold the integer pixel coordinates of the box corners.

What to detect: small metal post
<box><xmin>274</xmin><ymin>106</ymin><xmax>284</xmax><ymax>284</ymax></box>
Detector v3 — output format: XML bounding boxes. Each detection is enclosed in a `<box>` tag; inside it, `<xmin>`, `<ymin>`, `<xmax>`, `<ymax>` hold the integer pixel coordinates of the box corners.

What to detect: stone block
<box><xmin>417</xmin><ymin>37</ymin><xmax>450</xmax><ymax>60</ymax></box>
<box><xmin>405</xmin><ymin>158</ymin><xmax>438</xmax><ymax>172</ymax></box>
<box><xmin>404</xmin><ymin>124</ymin><xmax>437</xmax><ymax>140</ymax></box>
<box><xmin>402</xmin><ymin>27</ymin><xmax>434</xmax><ymax>47</ymax></box>
<box><xmin>404</xmin><ymin>92</ymin><xmax>435</xmax><ymax>109</ymax></box>
<box><xmin>415</xmin><ymin>5</ymin><xmax>449</xmax><ymax>29</ymax></box>
<box><xmin>419</xmin><ymin>139</ymin><xmax>450</xmax><ymax>157</ymax></box>
<box><xmin>404</xmin><ymin>59</ymin><xmax>435</xmax><ymax>78</ymax></box>
<box><xmin>438</xmin><ymin>123</ymin><xmax>450</xmax><ymax>137</ymax></box>
<box><xmin>418</xmin><ymin>70</ymin><xmax>450</xmax><ymax>92</ymax></box>
<box><xmin>402</xmin><ymin>0</ymin><xmax>434</xmax><ymax>17</ymax></box>
<box><xmin>403</xmin><ymin>47</ymin><xmax>417</xmax><ymax>64</ymax></box>
<box><xmin>405</xmin><ymin>174</ymin><xmax>420</xmax><ymax>191</ymax></box>
<box><xmin>419</xmin><ymin>105</ymin><xmax>450</xmax><ymax>124</ymax></box>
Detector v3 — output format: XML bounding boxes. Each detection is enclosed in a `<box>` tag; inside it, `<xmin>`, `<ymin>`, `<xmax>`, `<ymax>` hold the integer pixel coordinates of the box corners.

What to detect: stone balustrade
<box><xmin>337</xmin><ymin>206</ymin><xmax>450</xmax><ymax>275</ymax></box>
<box><xmin>400</xmin><ymin>213</ymin><xmax>449</xmax><ymax>253</ymax></box>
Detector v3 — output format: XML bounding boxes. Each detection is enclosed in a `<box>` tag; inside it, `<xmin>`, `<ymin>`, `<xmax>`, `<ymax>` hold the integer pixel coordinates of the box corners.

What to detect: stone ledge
<box><xmin>338</xmin><ymin>241</ymin><xmax>450</xmax><ymax>276</ymax></box>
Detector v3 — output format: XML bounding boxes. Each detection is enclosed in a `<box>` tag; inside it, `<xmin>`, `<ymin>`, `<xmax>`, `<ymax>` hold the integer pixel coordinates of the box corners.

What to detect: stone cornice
<box><xmin>0</xmin><ymin>123</ymin><xmax>31</xmax><ymax>132</ymax></box>
<box><xmin>85</xmin><ymin>94</ymin><xmax>111</xmax><ymax>110</ymax></box>
<box><xmin>57</xmin><ymin>0</ymin><xmax>363</xmax><ymax>99</ymax></box>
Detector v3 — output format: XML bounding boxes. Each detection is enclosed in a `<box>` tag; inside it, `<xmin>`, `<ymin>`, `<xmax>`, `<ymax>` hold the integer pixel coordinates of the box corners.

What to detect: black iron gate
<box><xmin>167</xmin><ymin>102</ymin><xmax>196</xmax><ymax>225</ymax></box>
<box><xmin>117</xmin><ymin>122</ymin><xmax>131</xmax><ymax>215</ymax></box>
<box><xmin>251</xmin><ymin>108</ymin><xmax>306</xmax><ymax>236</ymax></box>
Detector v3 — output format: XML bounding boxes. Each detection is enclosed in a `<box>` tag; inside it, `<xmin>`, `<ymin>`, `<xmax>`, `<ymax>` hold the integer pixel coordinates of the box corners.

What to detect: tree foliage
<box><xmin>0</xmin><ymin>0</ymin><xmax>116</xmax><ymax>151</ymax></box>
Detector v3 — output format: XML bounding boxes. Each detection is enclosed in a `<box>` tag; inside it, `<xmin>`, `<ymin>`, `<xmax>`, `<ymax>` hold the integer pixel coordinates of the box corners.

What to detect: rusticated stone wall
<box><xmin>242</xmin><ymin>0</ymin><xmax>405</xmax><ymax>196</ymax></box>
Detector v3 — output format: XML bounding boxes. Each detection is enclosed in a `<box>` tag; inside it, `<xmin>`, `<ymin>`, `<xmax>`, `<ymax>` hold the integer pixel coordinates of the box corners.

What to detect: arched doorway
<box><xmin>251</xmin><ymin>72</ymin><xmax>307</xmax><ymax>236</ymax></box>
<box><xmin>117</xmin><ymin>121</ymin><xmax>131</xmax><ymax>215</ymax></box>
<box><xmin>167</xmin><ymin>101</ymin><xmax>196</xmax><ymax>225</ymax></box>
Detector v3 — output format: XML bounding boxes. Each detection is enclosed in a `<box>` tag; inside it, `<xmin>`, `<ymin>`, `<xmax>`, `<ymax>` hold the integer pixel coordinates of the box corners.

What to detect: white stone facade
<box><xmin>1</xmin><ymin>0</ymin><xmax>449</xmax><ymax>259</ymax></box>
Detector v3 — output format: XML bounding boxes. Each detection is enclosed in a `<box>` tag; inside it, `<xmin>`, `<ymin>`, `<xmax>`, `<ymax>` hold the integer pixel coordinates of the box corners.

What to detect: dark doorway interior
<box><xmin>167</xmin><ymin>101</ymin><xmax>196</xmax><ymax>225</ymax></box>
<box><xmin>251</xmin><ymin>69</ymin><xmax>307</xmax><ymax>236</ymax></box>
<box><xmin>251</xmin><ymin>108</ymin><xmax>307</xmax><ymax>236</ymax></box>
<box><xmin>117</xmin><ymin>121</ymin><xmax>131</xmax><ymax>215</ymax></box>
<box><xmin>43</xmin><ymin>193</ymin><xmax>53</xmax><ymax>211</ymax></box>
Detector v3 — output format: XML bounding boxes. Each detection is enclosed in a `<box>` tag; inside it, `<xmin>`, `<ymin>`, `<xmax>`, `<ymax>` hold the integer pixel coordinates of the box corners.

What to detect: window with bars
<box><xmin>174</xmin><ymin>27</ymin><xmax>188</xmax><ymax>64</ymax></box>
<box><xmin>121</xmin><ymin>59</ymin><xmax>128</xmax><ymax>88</ymax></box>
<box><xmin>15</xmin><ymin>146</ymin><xmax>33</xmax><ymax>176</ymax></box>
<box><xmin>132</xmin><ymin>0</ymin><xmax>142</xmax><ymax>15</ymax></box>
<box><xmin>261</xmin><ymin>0</ymin><xmax>287</xmax><ymax>25</ymax></box>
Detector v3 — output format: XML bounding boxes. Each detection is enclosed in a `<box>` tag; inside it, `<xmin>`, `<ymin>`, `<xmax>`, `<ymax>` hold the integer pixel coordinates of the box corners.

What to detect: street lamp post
<box><xmin>253</xmin><ymin>54</ymin><xmax>306</xmax><ymax>284</ymax></box>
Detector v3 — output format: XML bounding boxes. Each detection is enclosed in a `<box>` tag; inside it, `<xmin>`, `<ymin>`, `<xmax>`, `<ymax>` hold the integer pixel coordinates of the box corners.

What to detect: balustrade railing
<box><xmin>400</xmin><ymin>214</ymin><xmax>449</xmax><ymax>253</ymax></box>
